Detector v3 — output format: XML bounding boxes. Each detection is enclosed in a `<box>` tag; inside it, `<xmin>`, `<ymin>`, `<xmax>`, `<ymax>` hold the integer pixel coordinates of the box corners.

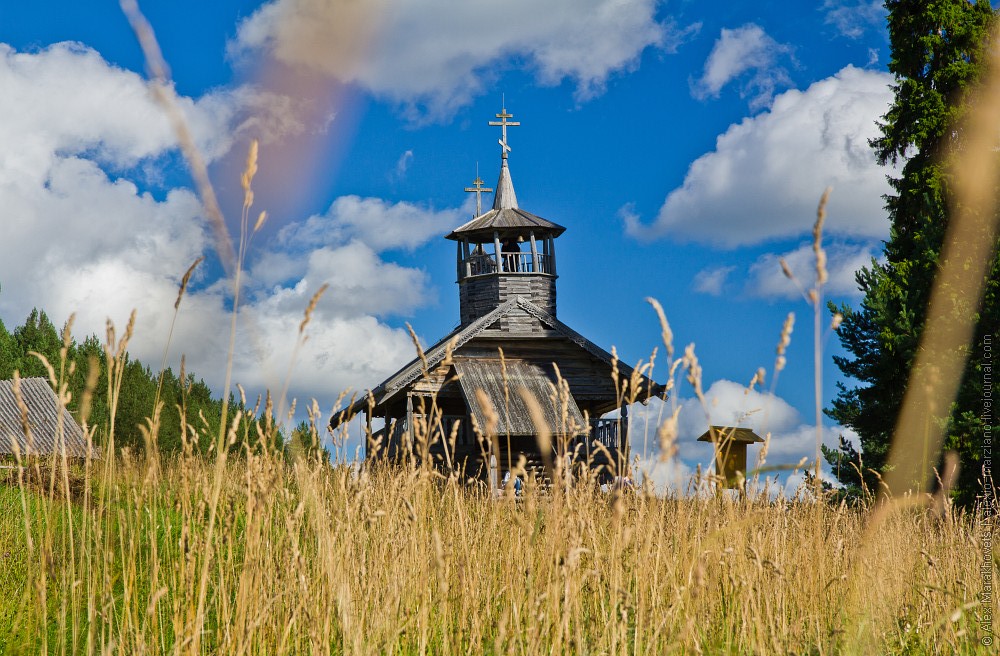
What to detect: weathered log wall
<box><xmin>459</xmin><ymin>273</ymin><xmax>556</xmax><ymax>326</ymax></box>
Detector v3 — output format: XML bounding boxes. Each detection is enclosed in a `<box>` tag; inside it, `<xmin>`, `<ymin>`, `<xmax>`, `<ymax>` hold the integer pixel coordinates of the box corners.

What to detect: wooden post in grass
<box><xmin>697</xmin><ymin>426</ymin><xmax>764</xmax><ymax>490</ymax></box>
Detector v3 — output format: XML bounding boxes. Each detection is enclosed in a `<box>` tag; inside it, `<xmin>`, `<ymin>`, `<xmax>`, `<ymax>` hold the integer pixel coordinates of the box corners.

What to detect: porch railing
<box><xmin>371</xmin><ymin>414</ymin><xmax>625</xmax><ymax>454</ymax></box>
<box><xmin>589</xmin><ymin>417</ymin><xmax>624</xmax><ymax>453</ymax></box>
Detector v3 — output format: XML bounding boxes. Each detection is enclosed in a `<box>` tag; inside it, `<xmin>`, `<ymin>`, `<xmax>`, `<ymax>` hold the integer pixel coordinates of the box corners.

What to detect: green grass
<box><xmin>0</xmin><ymin>451</ymin><xmax>994</xmax><ymax>655</ymax></box>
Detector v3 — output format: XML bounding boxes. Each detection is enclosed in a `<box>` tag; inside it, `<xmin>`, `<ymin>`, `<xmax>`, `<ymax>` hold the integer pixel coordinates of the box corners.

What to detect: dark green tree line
<box><xmin>826</xmin><ymin>0</ymin><xmax>999</xmax><ymax>506</ymax></box>
<box><xmin>0</xmin><ymin>307</ymin><xmax>265</xmax><ymax>454</ymax></box>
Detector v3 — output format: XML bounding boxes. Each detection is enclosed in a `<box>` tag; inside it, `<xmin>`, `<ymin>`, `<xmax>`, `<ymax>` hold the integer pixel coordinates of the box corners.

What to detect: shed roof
<box><xmin>455</xmin><ymin>359</ymin><xmax>587</xmax><ymax>436</ymax></box>
<box><xmin>696</xmin><ymin>426</ymin><xmax>764</xmax><ymax>444</ymax></box>
<box><xmin>0</xmin><ymin>377</ymin><xmax>91</xmax><ymax>458</ymax></box>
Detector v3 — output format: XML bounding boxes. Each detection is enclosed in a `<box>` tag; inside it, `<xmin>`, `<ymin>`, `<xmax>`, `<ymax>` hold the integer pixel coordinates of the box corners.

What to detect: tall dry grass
<box><xmin>0</xmin><ymin>403</ymin><xmax>993</xmax><ymax>654</ymax></box>
<box><xmin>0</xmin><ymin>242</ymin><xmax>992</xmax><ymax>653</ymax></box>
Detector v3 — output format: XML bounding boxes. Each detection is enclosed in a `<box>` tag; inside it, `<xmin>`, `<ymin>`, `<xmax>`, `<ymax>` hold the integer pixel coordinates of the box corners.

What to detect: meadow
<box><xmin>0</xmin><ymin>320</ymin><xmax>995</xmax><ymax>655</ymax></box>
<box><xmin>0</xmin><ymin>427</ymin><xmax>994</xmax><ymax>655</ymax></box>
<box><xmin>0</xmin><ymin>171</ymin><xmax>994</xmax><ymax>654</ymax></box>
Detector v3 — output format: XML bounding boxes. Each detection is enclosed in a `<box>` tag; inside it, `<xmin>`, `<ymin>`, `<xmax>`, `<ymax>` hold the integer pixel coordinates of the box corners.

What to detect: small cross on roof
<box><xmin>464</xmin><ymin>168</ymin><xmax>493</xmax><ymax>217</ymax></box>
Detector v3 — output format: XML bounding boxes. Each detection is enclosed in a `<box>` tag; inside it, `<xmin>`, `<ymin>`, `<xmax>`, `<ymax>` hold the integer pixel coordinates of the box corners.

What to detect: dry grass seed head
<box><xmin>519</xmin><ymin>389</ymin><xmax>553</xmax><ymax>480</ymax></box>
<box><xmin>299</xmin><ymin>283</ymin><xmax>329</xmax><ymax>336</ymax></box>
<box><xmin>175</xmin><ymin>257</ymin><xmax>204</xmax><ymax>310</ymax></box>
<box><xmin>775</xmin><ymin>312</ymin><xmax>795</xmax><ymax>372</ymax></box>
<box><xmin>253</xmin><ymin>210</ymin><xmax>268</xmax><ymax>234</ymax></box>
<box><xmin>241</xmin><ymin>139</ymin><xmax>259</xmax><ymax>204</ymax></box>
<box><xmin>657</xmin><ymin>407</ymin><xmax>681</xmax><ymax>463</ymax></box>
<box><xmin>406</xmin><ymin>322</ymin><xmax>429</xmax><ymax>376</ymax></box>
<box><xmin>645</xmin><ymin>297</ymin><xmax>674</xmax><ymax>360</ymax></box>
<box><xmin>682</xmin><ymin>343</ymin><xmax>703</xmax><ymax>398</ymax></box>
<box><xmin>812</xmin><ymin>187</ymin><xmax>831</xmax><ymax>288</ymax></box>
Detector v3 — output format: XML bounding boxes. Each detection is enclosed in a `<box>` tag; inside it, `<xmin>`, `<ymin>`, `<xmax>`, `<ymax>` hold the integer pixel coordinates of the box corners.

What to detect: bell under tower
<box><xmin>445</xmin><ymin>106</ymin><xmax>565</xmax><ymax>327</ymax></box>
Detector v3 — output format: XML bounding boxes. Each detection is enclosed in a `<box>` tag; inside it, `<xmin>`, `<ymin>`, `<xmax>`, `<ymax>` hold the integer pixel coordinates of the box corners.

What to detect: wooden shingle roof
<box><xmin>0</xmin><ymin>377</ymin><xmax>91</xmax><ymax>458</ymax></box>
<box><xmin>445</xmin><ymin>208</ymin><xmax>565</xmax><ymax>240</ymax></box>
<box><xmin>445</xmin><ymin>161</ymin><xmax>565</xmax><ymax>239</ymax></box>
<box><xmin>329</xmin><ymin>296</ymin><xmax>664</xmax><ymax>428</ymax></box>
<box><xmin>455</xmin><ymin>359</ymin><xmax>587</xmax><ymax>436</ymax></box>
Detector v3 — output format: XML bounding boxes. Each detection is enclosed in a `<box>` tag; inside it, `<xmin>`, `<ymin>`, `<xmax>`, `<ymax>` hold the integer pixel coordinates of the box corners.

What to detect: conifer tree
<box><xmin>0</xmin><ymin>317</ymin><xmax>15</xmax><ymax>380</ymax></box>
<box><xmin>12</xmin><ymin>309</ymin><xmax>63</xmax><ymax>379</ymax></box>
<box><xmin>827</xmin><ymin>0</ymin><xmax>998</xmax><ymax>505</ymax></box>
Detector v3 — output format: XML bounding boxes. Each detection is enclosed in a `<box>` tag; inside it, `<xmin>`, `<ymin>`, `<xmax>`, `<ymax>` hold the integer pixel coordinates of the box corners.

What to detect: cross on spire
<box><xmin>464</xmin><ymin>165</ymin><xmax>493</xmax><ymax>216</ymax></box>
<box><xmin>489</xmin><ymin>104</ymin><xmax>520</xmax><ymax>159</ymax></box>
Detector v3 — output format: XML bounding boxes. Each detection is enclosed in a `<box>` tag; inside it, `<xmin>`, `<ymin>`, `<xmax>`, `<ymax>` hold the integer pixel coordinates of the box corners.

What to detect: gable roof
<box><xmin>0</xmin><ymin>377</ymin><xmax>92</xmax><ymax>458</ymax></box>
<box><xmin>329</xmin><ymin>296</ymin><xmax>664</xmax><ymax>427</ymax></box>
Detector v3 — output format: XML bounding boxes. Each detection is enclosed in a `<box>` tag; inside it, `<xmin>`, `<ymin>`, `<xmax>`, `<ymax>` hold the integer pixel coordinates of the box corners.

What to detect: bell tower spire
<box><xmin>489</xmin><ymin>104</ymin><xmax>520</xmax><ymax>210</ymax></box>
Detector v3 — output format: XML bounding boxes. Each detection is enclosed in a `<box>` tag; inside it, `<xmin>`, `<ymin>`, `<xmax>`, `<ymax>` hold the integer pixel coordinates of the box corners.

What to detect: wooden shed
<box><xmin>330</xmin><ymin>106</ymin><xmax>663</xmax><ymax>484</ymax></box>
<box><xmin>0</xmin><ymin>377</ymin><xmax>92</xmax><ymax>460</ymax></box>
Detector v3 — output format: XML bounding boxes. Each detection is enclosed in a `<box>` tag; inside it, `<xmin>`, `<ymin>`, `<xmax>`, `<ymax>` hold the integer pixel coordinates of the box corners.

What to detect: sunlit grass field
<box><xmin>0</xmin><ymin>429</ymin><xmax>994</xmax><ymax>654</ymax></box>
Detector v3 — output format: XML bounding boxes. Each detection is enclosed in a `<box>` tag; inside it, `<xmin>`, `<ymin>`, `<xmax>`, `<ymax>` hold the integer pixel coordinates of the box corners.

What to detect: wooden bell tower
<box><xmin>445</xmin><ymin>106</ymin><xmax>562</xmax><ymax>326</ymax></box>
<box><xmin>329</xmin><ymin>103</ymin><xmax>665</xmax><ymax>485</ymax></box>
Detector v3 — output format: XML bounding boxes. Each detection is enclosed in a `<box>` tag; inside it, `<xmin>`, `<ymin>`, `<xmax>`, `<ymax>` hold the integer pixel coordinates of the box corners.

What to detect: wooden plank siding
<box><xmin>371</xmin><ymin>421</ymin><xmax>627</xmax><ymax>483</ymax></box>
<box><xmin>459</xmin><ymin>273</ymin><xmax>556</xmax><ymax>326</ymax></box>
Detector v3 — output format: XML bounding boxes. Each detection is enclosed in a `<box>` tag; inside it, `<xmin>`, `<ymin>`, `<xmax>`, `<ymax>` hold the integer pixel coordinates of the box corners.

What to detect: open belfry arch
<box><xmin>330</xmin><ymin>105</ymin><xmax>664</xmax><ymax>483</ymax></box>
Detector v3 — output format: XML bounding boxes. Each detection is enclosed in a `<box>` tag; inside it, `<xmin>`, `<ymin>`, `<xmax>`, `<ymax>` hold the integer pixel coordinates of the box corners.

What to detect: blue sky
<box><xmin>0</xmin><ymin>0</ymin><xmax>896</xmax><ymax>488</ymax></box>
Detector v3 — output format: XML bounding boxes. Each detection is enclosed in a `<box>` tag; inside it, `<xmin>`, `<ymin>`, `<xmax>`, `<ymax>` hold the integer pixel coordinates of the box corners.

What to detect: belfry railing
<box><xmin>460</xmin><ymin>252</ymin><xmax>553</xmax><ymax>279</ymax></box>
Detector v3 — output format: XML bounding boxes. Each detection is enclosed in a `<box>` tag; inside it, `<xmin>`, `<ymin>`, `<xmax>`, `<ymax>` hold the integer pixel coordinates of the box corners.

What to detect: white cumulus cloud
<box><xmin>691</xmin><ymin>24</ymin><xmax>794</xmax><ymax>111</ymax></box>
<box><xmin>625</xmin><ymin>65</ymin><xmax>895</xmax><ymax>248</ymax></box>
<box><xmin>746</xmin><ymin>241</ymin><xmax>880</xmax><ymax>300</ymax></box>
<box><xmin>0</xmin><ymin>42</ymin><xmax>459</xmax><ymax>418</ymax></box>
<box><xmin>275</xmin><ymin>194</ymin><xmax>468</xmax><ymax>253</ymax></box>
<box><xmin>231</xmin><ymin>0</ymin><xmax>679</xmax><ymax>117</ymax></box>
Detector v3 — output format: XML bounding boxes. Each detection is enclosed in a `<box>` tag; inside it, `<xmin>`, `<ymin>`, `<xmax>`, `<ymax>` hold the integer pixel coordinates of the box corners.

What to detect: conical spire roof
<box><xmin>445</xmin><ymin>105</ymin><xmax>565</xmax><ymax>241</ymax></box>
<box><xmin>493</xmin><ymin>159</ymin><xmax>518</xmax><ymax>210</ymax></box>
<box><xmin>445</xmin><ymin>159</ymin><xmax>563</xmax><ymax>239</ymax></box>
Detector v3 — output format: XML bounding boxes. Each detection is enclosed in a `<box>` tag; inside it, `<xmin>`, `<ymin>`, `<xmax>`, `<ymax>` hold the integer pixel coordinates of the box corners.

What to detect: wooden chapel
<box><xmin>329</xmin><ymin>106</ymin><xmax>663</xmax><ymax>484</ymax></box>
